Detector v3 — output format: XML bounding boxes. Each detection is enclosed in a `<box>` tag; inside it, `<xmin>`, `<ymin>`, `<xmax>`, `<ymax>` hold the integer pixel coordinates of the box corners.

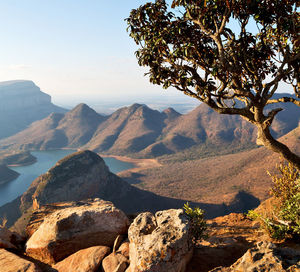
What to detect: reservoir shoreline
<box><xmin>0</xmin><ymin>149</ymin><xmax>147</xmax><ymax>207</ymax></box>
<box><xmin>99</xmin><ymin>154</ymin><xmax>162</xmax><ymax>174</ymax></box>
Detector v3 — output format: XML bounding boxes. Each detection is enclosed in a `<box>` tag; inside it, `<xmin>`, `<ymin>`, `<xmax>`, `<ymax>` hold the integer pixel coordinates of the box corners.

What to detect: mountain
<box><xmin>267</xmin><ymin>93</ymin><xmax>300</xmax><ymax>137</ymax></box>
<box><xmin>0</xmin><ymin>80</ymin><xmax>66</xmax><ymax>139</ymax></box>
<box><xmin>83</xmin><ymin>104</ymin><xmax>169</xmax><ymax>154</ymax></box>
<box><xmin>143</xmin><ymin>104</ymin><xmax>256</xmax><ymax>156</ymax></box>
<box><xmin>0</xmin><ymin>95</ymin><xmax>298</xmax><ymax>157</ymax></box>
<box><xmin>54</xmin><ymin>103</ymin><xmax>106</xmax><ymax>147</ymax></box>
<box><xmin>0</xmin><ymin>103</ymin><xmax>105</xmax><ymax>150</ymax></box>
<box><xmin>144</xmin><ymin>96</ymin><xmax>299</xmax><ymax>156</ymax></box>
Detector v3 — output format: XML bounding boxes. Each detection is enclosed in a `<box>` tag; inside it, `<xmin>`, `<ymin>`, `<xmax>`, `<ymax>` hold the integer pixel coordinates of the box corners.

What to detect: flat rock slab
<box><xmin>53</xmin><ymin>245</ymin><xmax>110</xmax><ymax>272</ymax></box>
<box><xmin>0</xmin><ymin>248</ymin><xmax>42</xmax><ymax>272</ymax></box>
<box><xmin>26</xmin><ymin>199</ymin><xmax>129</xmax><ymax>264</ymax></box>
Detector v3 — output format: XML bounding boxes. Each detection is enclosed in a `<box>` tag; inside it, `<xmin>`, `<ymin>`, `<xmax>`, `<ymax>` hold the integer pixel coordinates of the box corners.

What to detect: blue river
<box><xmin>0</xmin><ymin>150</ymin><xmax>134</xmax><ymax>207</ymax></box>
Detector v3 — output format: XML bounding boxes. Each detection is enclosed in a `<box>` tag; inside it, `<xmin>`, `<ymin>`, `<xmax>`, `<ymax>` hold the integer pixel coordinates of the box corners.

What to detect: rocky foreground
<box><xmin>0</xmin><ymin>198</ymin><xmax>299</xmax><ymax>272</ymax></box>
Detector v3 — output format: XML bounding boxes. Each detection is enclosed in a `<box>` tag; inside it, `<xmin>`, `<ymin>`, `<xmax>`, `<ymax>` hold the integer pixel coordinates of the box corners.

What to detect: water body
<box><xmin>0</xmin><ymin>149</ymin><xmax>134</xmax><ymax>207</ymax></box>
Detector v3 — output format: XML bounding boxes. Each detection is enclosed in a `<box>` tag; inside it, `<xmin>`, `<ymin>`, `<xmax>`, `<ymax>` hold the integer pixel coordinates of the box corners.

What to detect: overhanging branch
<box><xmin>267</xmin><ymin>97</ymin><xmax>300</xmax><ymax>107</ymax></box>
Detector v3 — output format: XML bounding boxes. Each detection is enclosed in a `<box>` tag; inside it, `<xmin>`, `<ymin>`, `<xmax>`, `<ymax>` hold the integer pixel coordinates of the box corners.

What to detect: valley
<box><xmin>0</xmin><ymin>80</ymin><xmax>299</xmax><ymax>232</ymax></box>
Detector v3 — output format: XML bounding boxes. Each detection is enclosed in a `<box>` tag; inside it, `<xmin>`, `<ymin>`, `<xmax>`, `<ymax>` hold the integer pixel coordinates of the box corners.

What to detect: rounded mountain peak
<box><xmin>54</xmin><ymin>150</ymin><xmax>105</xmax><ymax>172</ymax></box>
<box><xmin>163</xmin><ymin>107</ymin><xmax>181</xmax><ymax>116</ymax></box>
<box><xmin>67</xmin><ymin>103</ymin><xmax>101</xmax><ymax>119</ymax></box>
<box><xmin>20</xmin><ymin>150</ymin><xmax>115</xmax><ymax>211</ymax></box>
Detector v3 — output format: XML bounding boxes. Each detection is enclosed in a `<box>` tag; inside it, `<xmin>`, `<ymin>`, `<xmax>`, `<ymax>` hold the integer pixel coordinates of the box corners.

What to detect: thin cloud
<box><xmin>9</xmin><ymin>64</ymin><xmax>32</xmax><ymax>70</ymax></box>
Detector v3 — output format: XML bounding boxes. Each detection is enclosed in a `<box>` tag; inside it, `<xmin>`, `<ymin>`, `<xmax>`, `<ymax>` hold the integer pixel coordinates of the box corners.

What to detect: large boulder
<box><xmin>0</xmin><ymin>248</ymin><xmax>42</xmax><ymax>272</ymax></box>
<box><xmin>210</xmin><ymin>241</ymin><xmax>300</xmax><ymax>271</ymax></box>
<box><xmin>127</xmin><ymin>209</ymin><xmax>193</xmax><ymax>272</ymax></box>
<box><xmin>53</xmin><ymin>246</ymin><xmax>110</xmax><ymax>272</ymax></box>
<box><xmin>26</xmin><ymin>199</ymin><xmax>129</xmax><ymax>264</ymax></box>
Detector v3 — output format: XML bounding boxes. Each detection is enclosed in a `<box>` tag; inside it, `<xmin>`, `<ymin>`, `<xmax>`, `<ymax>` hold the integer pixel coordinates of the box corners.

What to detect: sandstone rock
<box><xmin>26</xmin><ymin>199</ymin><xmax>129</xmax><ymax>264</ymax></box>
<box><xmin>53</xmin><ymin>246</ymin><xmax>110</xmax><ymax>272</ymax></box>
<box><xmin>210</xmin><ymin>241</ymin><xmax>300</xmax><ymax>272</ymax></box>
<box><xmin>0</xmin><ymin>227</ymin><xmax>24</xmax><ymax>249</ymax></box>
<box><xmin>102</xmin><ymin>252</ymin><xmax>128</xmax><ymax>272</ymax></box>
<box><xmin>118</xmin><ymin>241</ymin><xmax>130</xmax><ymax>258</ymax></box>
<box><xmin>128</xmin><ymin>209</ymin><xmax>193</xmax><ymax>272</ymax></box>
<box><xmin>0</xmin><ymin>248</ymin><xmax>42</xmax><ymax>272</ymax></box>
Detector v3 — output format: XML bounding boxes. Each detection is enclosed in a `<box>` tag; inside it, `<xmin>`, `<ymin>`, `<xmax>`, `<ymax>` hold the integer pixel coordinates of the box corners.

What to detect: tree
<box><xmin>126</xmin><ymin>0</ymin><xmax>300</xmax><ymax>169</ymax></box>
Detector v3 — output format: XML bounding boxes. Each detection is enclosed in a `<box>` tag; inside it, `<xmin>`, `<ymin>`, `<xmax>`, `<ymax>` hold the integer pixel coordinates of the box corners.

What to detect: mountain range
<box><xmin>1</xmin><ymin>94</ymin><xmax>299</xmax><ymax>157</ymax></box>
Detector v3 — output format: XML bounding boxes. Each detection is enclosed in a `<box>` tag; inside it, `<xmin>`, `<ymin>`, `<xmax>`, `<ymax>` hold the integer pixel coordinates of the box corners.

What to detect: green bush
<box><xmin>183</xmin><ymin>202</ymin><xmax>207</xmax><ymax>243</ymax></box>
<box><xmin>248</xmin><ymin>163</ymin><xmax>300</xmax><ymax>241</ymax></box>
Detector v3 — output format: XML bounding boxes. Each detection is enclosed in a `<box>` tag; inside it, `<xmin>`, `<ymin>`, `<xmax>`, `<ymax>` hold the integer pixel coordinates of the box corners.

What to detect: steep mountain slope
<box><xmin>267</xmin><ymin>93</ymin><xmax>300</xmax><ymax>137</ymax></box>
<box><xmin>0</xmin><ymin>104</ymin><xmax>105</xmax><ymax>150</ymax></box>
<box><xmin>55</xmin><ymin>103</ymin><xmax>105</xmax><ymax>147</ymax></box>
<box><xmin>121</xmin><ymin>124</ymin><xmax>300</xmax><ymax>206</ymax></box>
<box><xmin>0</xmin><ymin>80</ymin><xmax>66</xmax><ymax>139</ymax></box>
<box><xmin>144</xmin><ymin>104</ymin><xmax>256</xmax><ymax>156</ymax></box>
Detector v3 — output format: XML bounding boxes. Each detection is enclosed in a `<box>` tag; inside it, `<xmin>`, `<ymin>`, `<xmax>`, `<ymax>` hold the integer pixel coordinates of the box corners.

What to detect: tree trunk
<box><xmin>256</xmin><ymin>124</ymin><xmax>300</xmax><ymax>170</ymax></box>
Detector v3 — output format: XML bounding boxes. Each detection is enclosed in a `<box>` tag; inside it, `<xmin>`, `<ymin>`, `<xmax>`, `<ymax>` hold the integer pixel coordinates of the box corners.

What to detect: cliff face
<box><xmin>0</xmin><ymin>80</ymin><xmax>51</xmax><ymax>111</ymax></box>
<box><xmin>0</xmin><ymin>80</ymin><xmax>66</xmax><ymax>139</ymax></box>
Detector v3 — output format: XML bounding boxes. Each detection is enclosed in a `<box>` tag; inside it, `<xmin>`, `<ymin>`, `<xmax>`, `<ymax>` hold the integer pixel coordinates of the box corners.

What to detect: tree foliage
<box><xmin>126</xmin><ymin>0</ymin><xmax>300</xmax><ymax>168</ymax></box>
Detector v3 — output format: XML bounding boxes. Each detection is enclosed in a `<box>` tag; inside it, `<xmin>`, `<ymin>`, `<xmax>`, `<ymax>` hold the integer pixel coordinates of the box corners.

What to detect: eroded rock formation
<box><xmin>127</xmin><ymin>209</ymin><xmax>193</xmax><ymax>272</ymax></box>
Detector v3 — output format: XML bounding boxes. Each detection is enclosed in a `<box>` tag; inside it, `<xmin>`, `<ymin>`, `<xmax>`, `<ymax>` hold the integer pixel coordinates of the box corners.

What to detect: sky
<box><xmin>0</xmin><ymin>0</ymin><xmax>198</xmax><ymax>111</ymax></box>
<box><xmin>0</xmin><ymin>1</ymin><xmax>293</xmax><ymax>112</ymax></box>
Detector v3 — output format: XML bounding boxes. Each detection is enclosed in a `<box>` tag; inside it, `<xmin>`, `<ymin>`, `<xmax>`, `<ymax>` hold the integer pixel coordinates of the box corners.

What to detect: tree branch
<box><xmin>267</xmin><ymin>97</ymin><xmax>300</xmax><ymax>107</ymax></box>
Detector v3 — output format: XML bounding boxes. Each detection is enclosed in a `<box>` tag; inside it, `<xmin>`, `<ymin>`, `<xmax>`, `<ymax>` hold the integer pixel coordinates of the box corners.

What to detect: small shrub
<box><xmin>247</xmin><ymin>162</ymin><xmax>300</xmax><ymax>241</ymax></box>
<box><xmin>268</xmin><ymin>163</ymin><xmax>299</xmax><ymax>204</ymax></box>
<box><xmin>0</xmin><ymin>216</ymin><xmax>7</xmax><ymax>228</ymax></box>
<box><xmin>183</xmin><ymin>202</ymin><xmax>207</xmax><ymax>243</ymax></box>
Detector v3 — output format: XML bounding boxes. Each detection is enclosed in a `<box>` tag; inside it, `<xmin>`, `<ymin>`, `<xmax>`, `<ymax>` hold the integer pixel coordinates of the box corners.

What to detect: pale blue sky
<box><xmin>0</xmin><ymin>0</ymin><xmax>186</xmax><ymax>106</ymax></box>
<box><xmin>0</xmin><ymin>1</ymin><xmax>292</xmax><ymax>111</ymax></box>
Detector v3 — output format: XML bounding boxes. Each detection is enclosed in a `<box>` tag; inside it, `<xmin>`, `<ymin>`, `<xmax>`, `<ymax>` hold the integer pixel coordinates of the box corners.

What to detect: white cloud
<box><xmin>9</xmin><ymin>64</ymin><xmax>32</xmax><ymax>70</ymax></box>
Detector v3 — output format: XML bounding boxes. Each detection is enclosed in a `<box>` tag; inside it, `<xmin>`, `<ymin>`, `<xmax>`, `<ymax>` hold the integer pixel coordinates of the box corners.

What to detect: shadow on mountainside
<box><xmin>0</xmin><ymin>186</ymin><xmax>260</xmax><ymax>231</ymax></box>
<box><xmin>0</xmin><ymin>150</ymin><xmax>260</xmax><ymax>231</ymax></box>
